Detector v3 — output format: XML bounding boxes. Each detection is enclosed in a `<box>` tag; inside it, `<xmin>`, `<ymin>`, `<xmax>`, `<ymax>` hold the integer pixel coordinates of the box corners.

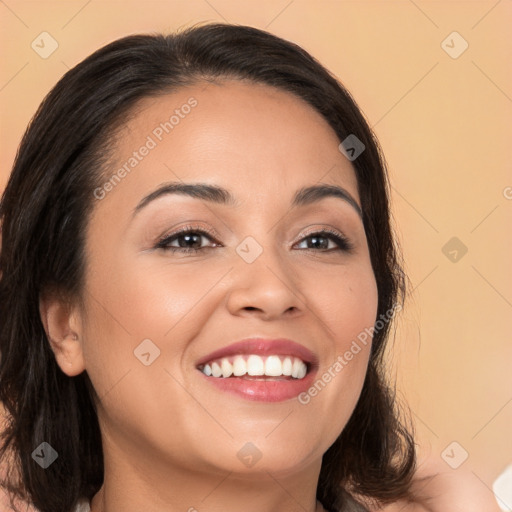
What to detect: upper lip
<box><xmin>196</xmin><ymin>337</ymin><xmax>319</xmax><ymax>368</ymax></box>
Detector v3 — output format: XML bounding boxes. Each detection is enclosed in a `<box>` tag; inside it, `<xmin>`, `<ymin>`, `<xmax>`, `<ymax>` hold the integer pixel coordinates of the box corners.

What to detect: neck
<box><xmin>91</xmin><ymin>440</ymin><xmax>326</xmax><ymax>512</ymax></box>
<box><xmin>91</xmin><ymin>475</ymin><xmax>326</xmax><ymax>512</ymax></box>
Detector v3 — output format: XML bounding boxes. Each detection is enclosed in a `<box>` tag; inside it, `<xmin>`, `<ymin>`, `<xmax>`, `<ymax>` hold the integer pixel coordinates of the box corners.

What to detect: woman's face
<box><xmin>68</xmin><ymin>80</ymin><xmax>378</xmax><ymax>478</ymax></box>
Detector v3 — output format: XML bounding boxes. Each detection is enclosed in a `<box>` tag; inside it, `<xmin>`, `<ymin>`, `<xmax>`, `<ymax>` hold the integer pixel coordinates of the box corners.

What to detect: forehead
<box><xmin>98</xmin><ymin>79</ymin><xmax>360</xmax><ymax>216</ymax></box>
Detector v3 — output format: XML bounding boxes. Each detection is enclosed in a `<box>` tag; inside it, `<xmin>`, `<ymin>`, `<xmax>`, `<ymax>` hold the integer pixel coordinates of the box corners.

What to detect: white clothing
<box><xmin>74</xmin><ymin>498</ymin><xmax>91</xmax><ymax>512</ymax></box>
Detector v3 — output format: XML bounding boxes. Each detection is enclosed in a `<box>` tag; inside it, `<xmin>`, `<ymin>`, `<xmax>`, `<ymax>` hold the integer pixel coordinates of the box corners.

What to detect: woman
<box><xmin>0</xmin><ymin>23</ymin><xmax>500</xmax><ymax>512</ymax></box>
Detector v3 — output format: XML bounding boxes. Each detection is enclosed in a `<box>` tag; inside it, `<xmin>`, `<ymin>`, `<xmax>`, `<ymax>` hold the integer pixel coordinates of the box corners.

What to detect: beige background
<box><xmin>1</xmin><ymin>0</ymin><xmax>511</xmax><ymax>506</ymax></box>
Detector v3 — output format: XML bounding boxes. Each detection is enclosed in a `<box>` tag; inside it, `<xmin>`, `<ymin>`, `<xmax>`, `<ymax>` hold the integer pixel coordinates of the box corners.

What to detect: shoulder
<box><xmin>374</xmin><ymin>453</ymin><xmax>502</xmax><ymax>512</ymax></box>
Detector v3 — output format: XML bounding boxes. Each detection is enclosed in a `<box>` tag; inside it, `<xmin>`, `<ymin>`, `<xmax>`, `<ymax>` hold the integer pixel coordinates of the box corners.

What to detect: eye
<box><xmin>155</xmin><ymin>225</ymin><xmax>220</xmax><ymax>254</ymax></box>
<box><xmin>155</xmin><ymin>226</ymin><xmax>353</xmax><ymax>254</ymax></box>
<box><xmin>294</xmin><ymin>228</ymin><xmax>353</xmax><ymax>252</ymax></box>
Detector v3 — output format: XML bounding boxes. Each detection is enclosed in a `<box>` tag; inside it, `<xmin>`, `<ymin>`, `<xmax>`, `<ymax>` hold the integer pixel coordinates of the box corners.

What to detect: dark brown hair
<box><xmin>0</xmin><ymin>22</ymin><xmax>415</xmax><ymax>512</ymax></box>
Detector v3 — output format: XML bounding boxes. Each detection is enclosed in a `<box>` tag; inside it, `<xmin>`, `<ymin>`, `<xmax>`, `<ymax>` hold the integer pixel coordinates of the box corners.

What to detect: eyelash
<box><xmin>155</xmin><ymin>225</ymin><xmax>354</xmax><ymax>254</ymax></box>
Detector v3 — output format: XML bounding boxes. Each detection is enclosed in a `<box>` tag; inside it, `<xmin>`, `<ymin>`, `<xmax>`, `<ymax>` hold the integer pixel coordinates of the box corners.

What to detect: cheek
<box><xmin>310</xmin><ymin>258</ymin><xmax>379</xmax><ymax>347</ymax></box>
<box><xmin>80</xmin><ymin>254</ymin><xmax>221</xmax><ymax>400</ymax></box>
<box><xmin>295</xmin><ymin>259</ymin><xmax>378</xmax><ymax>439</ymax></box>
<box><xmin>79</xmin><ymin>258</ymin><xmax>215</xmax><ymax>458</ymax></box>
<box><xmin>84</xmin><ymin>253</ymin><xmax>215</xmax><ymax>341</ymax></box>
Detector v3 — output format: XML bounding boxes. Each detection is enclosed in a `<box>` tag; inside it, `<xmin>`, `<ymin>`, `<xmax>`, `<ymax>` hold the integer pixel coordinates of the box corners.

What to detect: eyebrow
<box><xmin>132</xmin><ymin>181</ymin><xmax>363</xmax><ymax>219</ymax></box>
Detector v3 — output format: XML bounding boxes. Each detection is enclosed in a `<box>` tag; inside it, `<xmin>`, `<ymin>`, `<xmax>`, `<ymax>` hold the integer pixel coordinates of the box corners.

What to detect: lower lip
<box><xmin>198</xmin><ymin>369</ymin><xmax>317</xmax><ymax>402</ymax></box>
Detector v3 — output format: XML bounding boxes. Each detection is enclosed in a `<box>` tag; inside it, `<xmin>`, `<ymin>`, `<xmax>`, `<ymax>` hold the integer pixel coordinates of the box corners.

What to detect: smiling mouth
<box><xmin>197</xmin><ymin>354</ymin><xmax>309</xmax><ymax>380</ymax></box>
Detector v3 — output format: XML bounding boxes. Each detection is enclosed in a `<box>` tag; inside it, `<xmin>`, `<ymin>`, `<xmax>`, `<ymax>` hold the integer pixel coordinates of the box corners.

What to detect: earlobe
<box><xmin>39</xmin><ymin>291</ymin><xmax>86</xmax><ymax>377</ymax></box>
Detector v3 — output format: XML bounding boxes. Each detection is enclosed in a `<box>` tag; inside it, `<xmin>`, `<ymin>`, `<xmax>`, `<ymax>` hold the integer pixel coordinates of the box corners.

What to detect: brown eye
<box><xmin>155</xmin><ymin>227</ymin><xmax>220</xmax><ymax>253</ymax></box>
<box><xmin>295</xmin><ymin>230</ymin><xmax>353</xmax><ymax>253</ymax></box>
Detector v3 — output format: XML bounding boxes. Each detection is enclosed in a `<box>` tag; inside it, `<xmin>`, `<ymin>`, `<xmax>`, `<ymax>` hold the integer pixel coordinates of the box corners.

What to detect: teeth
<box><xmin>221</xmin><ymin>358</ymin><xmax>233</xmax><ymax>378</ymax></box>
<box><xmin>264</xmin><ymin>355</ymin><xmax>282</xmax><ymax>376</ymax></box>
<box><xmin>292</xmin><ymin>358</ymin><xmax>304</xmax><ymax>379</ymax></box>
<box><xmin>233</xmin><ymin>356</ymin><xmax>246</xmax><ymax>376</ymax></box>
<box><xmin>297</xmin><ymin>362</ymin><xmax>307</xmax><ymax>379</ymax></box>
<box><xmin>211</xmin><ymin>362</ymin><xmax>222</xmax><ymax>378</ymax></box>
<box><xmin>282</xmin><ymin>357</ymin><xmax>293</xmax><ymax>376</ymax></box>
<box><xmin>200</xmin><ymin>355</ymin><xmax>307</xmax><ymax>379</ymax></box>
<box><xmin>247</xmin><ymin>355</ymin><xmax>264</xmax><ymax>375</ymax></box>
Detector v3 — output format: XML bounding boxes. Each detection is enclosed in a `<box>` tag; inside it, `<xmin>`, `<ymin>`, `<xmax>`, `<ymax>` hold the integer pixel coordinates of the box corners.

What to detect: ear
<box><xmin>39</xmin><ymin>290</ymin><xmax>86</xmax><ymax>377</ymax></box>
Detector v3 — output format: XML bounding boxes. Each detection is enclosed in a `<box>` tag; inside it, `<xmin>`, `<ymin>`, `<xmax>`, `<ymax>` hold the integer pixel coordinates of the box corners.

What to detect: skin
<box><xmin>41</xmin><ymin>79</ymin><xmax>377</xmax><ymax>512</ymax></box>
<box><xmin>38</xmin><ymin>80</ymin><xmax>502</xmax><ymax>512</ymax></box>
<box><xmin>379</xmin><ymin>443</ymin><xmax>503</xmax><ymax>512</ymax></box>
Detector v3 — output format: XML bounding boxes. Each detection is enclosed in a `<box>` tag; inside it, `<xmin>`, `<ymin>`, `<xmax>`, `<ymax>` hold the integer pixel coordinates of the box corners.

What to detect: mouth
<box><xmin>198</xmin><ymin>354</ymin><xmax>309</xmax><ymax>380</ymax></box>
<box><xmin>195</xmin><ymin>338</ymin><xmax>318</xmax><ymax>402</ymax></box>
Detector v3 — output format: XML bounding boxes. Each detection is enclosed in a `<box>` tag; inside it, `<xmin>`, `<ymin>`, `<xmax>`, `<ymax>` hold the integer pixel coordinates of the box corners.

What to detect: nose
<box><xmin>225</xmin><ymin>243</ymin><xmax>307</xmax><ymax>321</ymax></box>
